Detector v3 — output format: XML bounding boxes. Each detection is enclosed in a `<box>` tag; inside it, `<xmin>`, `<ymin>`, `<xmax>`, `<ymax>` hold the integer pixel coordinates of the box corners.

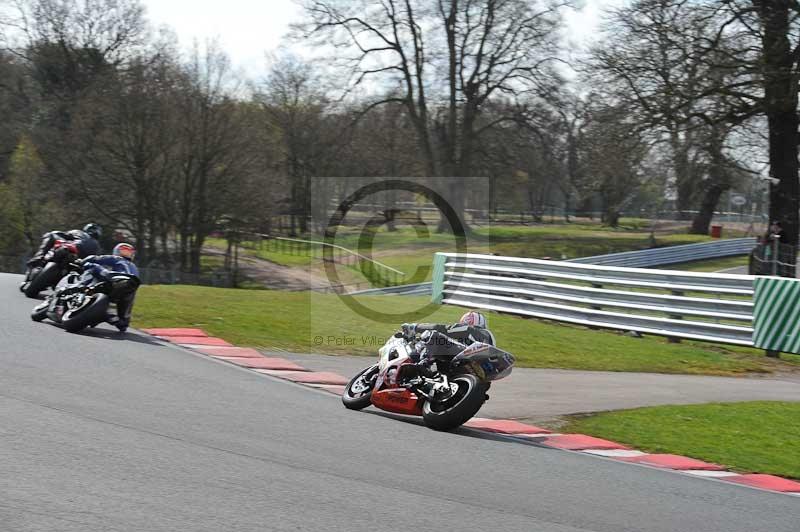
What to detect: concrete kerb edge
<box><xmin>134</xmin><ymin>329</ymin><xmax>349</xmax><ymax>397</ymax></box>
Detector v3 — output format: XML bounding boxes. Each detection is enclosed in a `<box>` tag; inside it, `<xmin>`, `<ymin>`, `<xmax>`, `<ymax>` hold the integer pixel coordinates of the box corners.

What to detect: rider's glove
<box><xmin>401</xmin><ymin>323</ymin><xmax>417</xmax><ymax>338</ymax></box>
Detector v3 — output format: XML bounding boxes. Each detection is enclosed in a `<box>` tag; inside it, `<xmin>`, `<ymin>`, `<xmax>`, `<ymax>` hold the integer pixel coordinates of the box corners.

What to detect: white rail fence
<box><xmin>432</xmin><ymin>253</ymin><xmax>755</xmax><ymax>346</ymax></box>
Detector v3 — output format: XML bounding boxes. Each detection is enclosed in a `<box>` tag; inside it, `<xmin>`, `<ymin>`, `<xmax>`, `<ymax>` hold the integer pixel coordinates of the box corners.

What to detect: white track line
<box><xmin>582</xmin><ymin>449</ymin><xmax>647</xmax><ymax>458</ymax></box>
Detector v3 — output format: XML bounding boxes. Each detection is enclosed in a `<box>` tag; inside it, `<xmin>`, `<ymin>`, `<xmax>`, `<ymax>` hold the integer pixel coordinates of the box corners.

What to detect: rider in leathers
<box><xmin>69</xmin><ymin>243</ymin><xmax>139</xmax><ymax>332</ymax></box>
<box><xmin>401</xmin><ymin>311</ymin><xmax>495</xmax><ymax>373</ymax></box>
<box><xmin>28</xmin><ymin>223</ymin><xmax>102</xmax><ymax>266</ymax></box>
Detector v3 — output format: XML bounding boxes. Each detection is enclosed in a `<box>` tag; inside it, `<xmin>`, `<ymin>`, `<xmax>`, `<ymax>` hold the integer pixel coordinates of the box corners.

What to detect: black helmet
<box><xmin>83</xmin><ymin>223</ymin><xmax>102</xmax><ymax>239</ymax></box>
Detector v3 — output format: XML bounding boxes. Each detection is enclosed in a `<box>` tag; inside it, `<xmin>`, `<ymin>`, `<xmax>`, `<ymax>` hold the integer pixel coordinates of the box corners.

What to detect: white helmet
<box><xmin>459</xmin><ymin>310</ymin><xmax>487</xmax><ymax>329</ymax></box>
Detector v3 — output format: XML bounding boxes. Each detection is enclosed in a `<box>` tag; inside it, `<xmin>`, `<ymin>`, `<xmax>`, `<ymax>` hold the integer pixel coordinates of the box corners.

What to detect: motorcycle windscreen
<box><xmin>54</xmin><ymin>276</ymin><xmax>74</xmax><ymax>291</ymax></box>
<box><xmin>452</xmin><ymin>343</ymin><xmax>515</xmax><ymax>381</ymax></box>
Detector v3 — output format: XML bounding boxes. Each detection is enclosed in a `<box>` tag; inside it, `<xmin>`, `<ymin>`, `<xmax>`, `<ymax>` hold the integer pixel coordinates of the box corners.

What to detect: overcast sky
<box><xmin>142</xmin><ymin>0</ymin><xmax>622</xmax><ymax>77</ymax></box>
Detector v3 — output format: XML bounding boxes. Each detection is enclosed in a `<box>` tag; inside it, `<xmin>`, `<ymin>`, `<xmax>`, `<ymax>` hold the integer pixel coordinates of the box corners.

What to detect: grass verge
<box><xmin>132</xmin><ymin>285</ymin><xmax>798</xmax><ymax>376</ymax></box>
<box><xmin>207</xmin><ymin>224</ymin><xmax>723</xmax><ymax>285</ymax></box>
<box><xmin>564</xmin><ymin>401</ymin><xmax>800</xmax><ymax>479</ymax></box>
<box><xmin>667</xmin><ymin>256</ymin><xmax>749</xmax><ymax>272</ymax></box>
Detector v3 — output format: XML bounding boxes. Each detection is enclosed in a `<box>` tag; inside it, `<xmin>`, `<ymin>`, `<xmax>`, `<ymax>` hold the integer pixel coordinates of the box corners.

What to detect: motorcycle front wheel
<box><xmin>342</xmin><ymin>364</ymin><xmax>379</xmax><ymax>410</ymax></box>
<box><xmin>422</xmin><ymin>374</ymin><xmax>486</xmax><ymax>431</ymax></box>
<box><xmin>62</xmin><ymin>293</ymin><xmax>109</xmax><ymax>333</ymax></box>
<box><xmin>30</xmin><ymin>302</ymin><xmax>49</xmax><ymax>322</ymax></box>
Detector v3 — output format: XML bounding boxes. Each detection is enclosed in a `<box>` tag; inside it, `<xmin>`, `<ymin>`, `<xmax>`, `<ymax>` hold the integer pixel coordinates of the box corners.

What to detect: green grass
<box><xmin>199</xmin><ymin>254</ymin><xmax>226</xmax><ymax>273</ymax></box>
<box><xmin>131</xmin><ymin>285</ymin><xmax>799</xmax><ymax>376</ymax></box>
<box><xmin>352</xmin><ymin>224</ymin><xmax>714</xmax><ymax>260</ymax></box>
<box><xmin>206</xmin><ymin>238</ymin><xmax>314</xmax><ymax>267</ymax></box>
<box><xmin>667</xmin><ymin>256</ymin><xmax>749</xmax><ymax>273</ymax></box>
<box><xmin>208</xmin><ymin>224</ymin><xmax>721</xmax><ymax>286</ymax></box>
<box><xmin>564</xmin><ymin>402</ymin><xmax>800</xmax><ymax>479</ymax></box>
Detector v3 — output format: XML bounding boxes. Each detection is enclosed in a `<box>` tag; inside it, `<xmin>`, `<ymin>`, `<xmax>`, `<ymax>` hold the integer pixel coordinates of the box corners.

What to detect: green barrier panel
<box><xmin>753</xmin><ymin>276</ymin><xmax>800</xmax><ymax>353</ymax></box>
<box><xmin>431</xmin><ymin>253</ymin><xmax>446</xmax><ymax>304</ymax></box>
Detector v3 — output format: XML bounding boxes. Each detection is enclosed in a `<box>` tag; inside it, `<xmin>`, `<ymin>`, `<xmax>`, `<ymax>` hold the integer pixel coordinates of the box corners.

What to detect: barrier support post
<box><xmin>431</xmin><ymin>253</ymin><xmax>447</xmax><ymax>304</ymax></box>
<box><xmin>588</xmin><ymin>282</ymin><xmax>603</xmax><ymax>330</ymax></box>
<box><xmin>667</xmin><ymin>290</ymin><xmax>683</xmax><ymax>343</ymax></box>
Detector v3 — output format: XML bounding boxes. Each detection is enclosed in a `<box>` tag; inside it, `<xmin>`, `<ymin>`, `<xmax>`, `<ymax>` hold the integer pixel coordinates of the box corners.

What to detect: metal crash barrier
<box><xmin>431</xmin><ymin>253</ymin><xmax>756</xmax><ymax>346</ymax></box>
<box><xmin>358</xmin><ymin>238</ymin><xmax>757</xmax><ymax>297</ymax></box>
<box><xmin>569</xmin><ymin>237</ymin><xmax>757</xmax><ymax>268</ymax></box>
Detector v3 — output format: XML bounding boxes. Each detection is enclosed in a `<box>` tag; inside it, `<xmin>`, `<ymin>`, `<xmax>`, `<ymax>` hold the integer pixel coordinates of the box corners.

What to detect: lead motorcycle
<box><xmin>342</xmin><ymin>330</ymin><xmax>515</xmax><ymax>431</ymax></box>
<box><xmin>21</xmin><ymin>239</ymin><xmax>81</xmax><ymax>298</ymax></box>
<box><xmin>31</xmin><ymin>269</ymin><xmax>140</xmax><ymax>333</ymax></box>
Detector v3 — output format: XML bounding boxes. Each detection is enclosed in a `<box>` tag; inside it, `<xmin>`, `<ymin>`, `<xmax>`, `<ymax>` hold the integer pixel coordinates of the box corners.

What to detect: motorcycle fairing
<box><xmin>370</xmin><ymin>387</ymin><xmax>423</xmax><ymax>416</ymax></box>
<box><xmin>372</xmin><ymin>342</ymin><xmax>424</xmax><ymax>415</ymax></box>
<box><xmin>452</xmin><ymin>342</ymin><xmax>515</xmax><ymax>381</ymax></box>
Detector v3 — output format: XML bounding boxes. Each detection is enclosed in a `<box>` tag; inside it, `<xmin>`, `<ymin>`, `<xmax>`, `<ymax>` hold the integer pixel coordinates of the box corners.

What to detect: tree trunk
<box><xmin>135</xmin><ymin>202</ymin><xmax>146</xmax><ymax>266</ymax></box>
<box><xmin>605</xmin><ymin>209</ymin><xmax>621</xmax><ymax>228</ymax></box>
<box><xmin>147</xmin><ymin>217</ymin><xmax>158</xmax><ymax>266</ymax></box>
<box><xmin>691</xmin><ymin>183</ymin><xmax>728</xmax><ymax>235</ymax></box>
<box><xmin>160</xmin><ymin>227</ymin><xmax>170</xmax><ymax>265</ymax></box>
<box><xmin>759</xmin><ymin>0</ymin><xmax>799</xmax><ymax>276</ymax></box>
<box><xmin>671</xmin><ymin>133</ymin><xmax>695</xmax><ymax>220</ymax></box>
<box><xmin>178</xmin><ymin>233</ymin><xmax>186</xmax><ymax>271</ymax></box>
<box><xmin>190</xmin><ymin>233</ymin><xmax>205</xmax><ymax>275</ymax></box>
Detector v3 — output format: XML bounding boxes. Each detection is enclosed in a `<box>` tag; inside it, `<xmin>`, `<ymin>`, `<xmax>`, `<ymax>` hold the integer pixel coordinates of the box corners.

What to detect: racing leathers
<box><xmin>402</xmin><ymin>322</ymin><xmax>496</xmax><ymax>367</ymax></box>
<box><xmin>29</xmin><ymin>229</ymin><xmax>101</xmax><ymax>265</ymax></box>
<box><xmin>72</xmin><ymin>255</ymin><xmax>140</xmax><ymax>332</ymax></box>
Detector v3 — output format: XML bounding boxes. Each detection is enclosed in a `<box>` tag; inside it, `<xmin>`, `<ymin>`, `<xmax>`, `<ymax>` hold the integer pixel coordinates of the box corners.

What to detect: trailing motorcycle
<box><xmin>21</xmin><ymin>240</ymin><xmax>81</xmax><ymax>298</ymax></box>
<box><xmin>31</xmin><ymin>270</ymin><xmax>140</xmax><ymax>333</ymax></box>
<box><xmin>342</xmin><ymin>331</ymin><xmax>515</xmax><ymax>431</ymax></box>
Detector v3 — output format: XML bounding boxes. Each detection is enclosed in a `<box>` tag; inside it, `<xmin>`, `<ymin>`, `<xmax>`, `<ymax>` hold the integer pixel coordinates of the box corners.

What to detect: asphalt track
<box><xmin>276</xmin><ymin>353</ymin><xmax>800</xmax><ymax>424</ymax></box>
<box><xmin>0</xmin><ymin>273</ymin><xmax>796</xmax><ymax>531</ymax></box>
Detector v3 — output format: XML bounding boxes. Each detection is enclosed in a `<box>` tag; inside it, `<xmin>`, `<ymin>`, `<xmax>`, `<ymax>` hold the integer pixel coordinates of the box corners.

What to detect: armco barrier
<box><xmin>356</xmin><ymin>238</ymin><xmax>756</xmax><ymax>296</ymax></box>
<box><xmin>350</xmin><ymin>282</ymin><xmax>433</xmax><ymax>296</ymax></box>
<box><xmin>569</xmin><ymin>237</ymin><xmax>756</xmax><ymax>268</ymax></box>
<box><xmin>432</xmin><ymin>253</ymin><xmax>756</xmax><ymax>346</ymax></box>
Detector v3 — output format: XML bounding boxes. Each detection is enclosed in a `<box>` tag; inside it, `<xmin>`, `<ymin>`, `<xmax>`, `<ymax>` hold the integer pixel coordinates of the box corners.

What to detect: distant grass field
<box><xmin>206</xmin><ymin>223</ymin><xmax>728</xmax><ymax>284</ymax></box>
<box><xmin>206</xmin><ymin>237</ymin><xmax>314</xmax><ymax>267</ymax></box>
<box><xmin>132</xmin><ymin>285</ymin><xmax>798</xmax><ymax>376</ymax></box>
<box><xmin>564</xmin><ymin>402</ymin><xmax>800</xmax><ymax>479</ymax></box>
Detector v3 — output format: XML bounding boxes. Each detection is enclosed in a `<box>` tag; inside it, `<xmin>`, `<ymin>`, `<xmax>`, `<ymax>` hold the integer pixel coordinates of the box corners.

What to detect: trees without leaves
<box><xmin>589</xmin><ymin>0</ymin><xmax>757</xmax><ymax>234</ymax></box>
<box><xmin>298</xmin><ymin>0</ymin><xmax>568</xmax><ymax>230</ymax></box>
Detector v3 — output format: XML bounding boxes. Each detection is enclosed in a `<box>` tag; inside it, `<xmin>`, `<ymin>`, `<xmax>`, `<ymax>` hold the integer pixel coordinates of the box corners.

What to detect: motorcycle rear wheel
<box><xmin>342</xmin><ymin>364</ymin><xmax>379</xmax><ymax>410</ymax></box>
<box><xmin>422</xmin><ymin>374</ymin><xmax>486</xmax><ymax>431</ymax></box>
<box><xmin>62</xmin><ymin>294</ymin><xmax>109</xmax><ymax>333</ymax></box>
<box><xmin>24</xmin><ymin>263</ymin><xmax>59</xmax><ymax>299</ymax></box>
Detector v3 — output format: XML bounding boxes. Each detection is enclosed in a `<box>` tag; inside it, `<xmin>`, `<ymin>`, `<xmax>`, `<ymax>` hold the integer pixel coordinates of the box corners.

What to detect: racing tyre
<box><xmin>342</xmin><ymin>364</ymin><xmax>378</xmax><ymax>410</ymax></box>
<box><xmin>62</xmin><ymin>294</ymin><xmax>109</xmax><ymax>333</ymax></box>
<box><xmin>24</xmin><ymin>263</ymin><xmax>60</xmax><ymax>299</ymax></box>
<box><xmin>422</xmin><ymin>374</ymin><xmax>486</xmax><ymax>431</ymax></box>
<box><xmin>30</xmin><ymin>303</ymin><xmax>48</xmax><ymax>322</ymax></box>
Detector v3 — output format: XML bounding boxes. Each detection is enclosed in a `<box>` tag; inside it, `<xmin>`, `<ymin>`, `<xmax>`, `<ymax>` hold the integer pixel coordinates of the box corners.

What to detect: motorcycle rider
<box><xmin>401</xmin><ymin>311</ymin><xmax>495</xmax><ymax>373</ymax></box>
<box><xmin>27</xmin><ymin>223</ymin><xmax>103</xmax><ymax>266</ymax></box>
<box><xmin>68</xmin><ymin>243</ymin><xmax>139</xmax><ymax>333</ymax></box>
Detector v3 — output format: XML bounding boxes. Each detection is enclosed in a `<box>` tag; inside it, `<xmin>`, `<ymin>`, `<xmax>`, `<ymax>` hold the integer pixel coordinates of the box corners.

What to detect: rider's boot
<box><xmin>106</xmin><ymin>314</ymin><xmax>127</xmax><ymax>332</ymax></box>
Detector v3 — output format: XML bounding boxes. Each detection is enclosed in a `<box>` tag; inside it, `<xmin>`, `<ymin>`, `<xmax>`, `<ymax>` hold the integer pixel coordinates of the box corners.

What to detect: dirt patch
<box><xmin>204</xmin><ymin>248</ymin><xmax>331</xmax><ymax>291</ymax></box>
